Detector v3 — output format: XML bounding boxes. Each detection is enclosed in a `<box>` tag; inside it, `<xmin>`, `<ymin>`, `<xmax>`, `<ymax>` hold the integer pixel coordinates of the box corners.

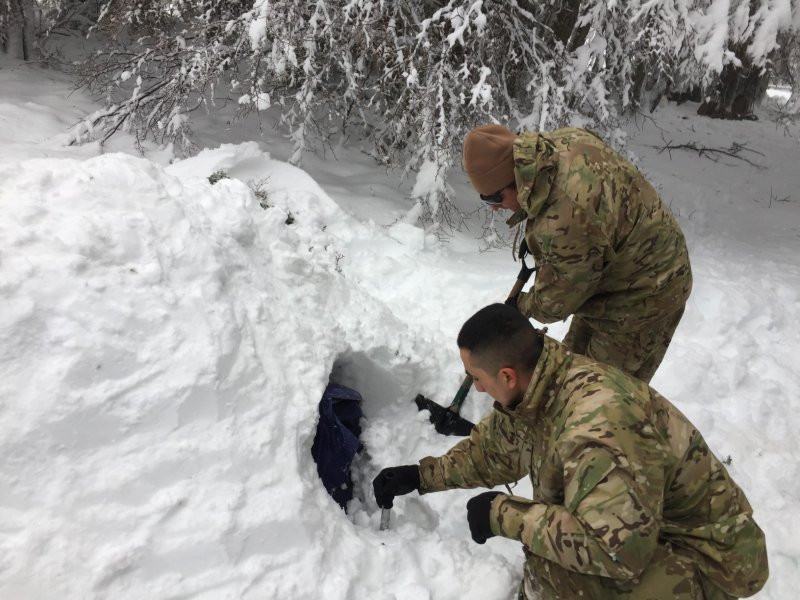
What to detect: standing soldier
<box><xmin>463</xmin><ymin>125</ymin><xmax>692</xmax><ymax>382</ymax></box>
<box><xmin>374</xmin><ymin>304</ymin><xmax>768</xmax><ymax>600</ymax></box>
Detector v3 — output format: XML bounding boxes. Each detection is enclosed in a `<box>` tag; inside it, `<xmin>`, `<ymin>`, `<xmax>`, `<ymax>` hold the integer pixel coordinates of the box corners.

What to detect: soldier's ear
<box><xmin>498</xmin><ymin>367</ymin><xmax>519</xmax><ymax>390</ymax></box>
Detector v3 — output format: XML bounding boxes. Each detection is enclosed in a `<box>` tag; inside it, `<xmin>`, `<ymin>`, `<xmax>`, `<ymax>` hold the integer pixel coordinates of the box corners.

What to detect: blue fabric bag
<box><xmin>311</xmin><ymin>383</ymin><xmax>363</xmax><ymax>509</ymax></box>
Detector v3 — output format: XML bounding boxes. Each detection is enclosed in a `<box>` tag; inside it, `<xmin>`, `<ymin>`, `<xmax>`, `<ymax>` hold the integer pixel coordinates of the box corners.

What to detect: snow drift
<box><xmin>0</xmin><ymin>145</ymin><xmax>527</xmax><ymax>599</ymax></box>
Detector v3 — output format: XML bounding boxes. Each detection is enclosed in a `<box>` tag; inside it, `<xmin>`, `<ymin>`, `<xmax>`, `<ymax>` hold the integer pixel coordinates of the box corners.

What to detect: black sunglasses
<box><xmin>480</xmin><ymin>182</ymin><xmax>514</xmax><ymax>206</ymax></box>
<box><xmin>479</xmin><ymin>190</ymin><xmax>504</xmax><ymax>205</ymax></box>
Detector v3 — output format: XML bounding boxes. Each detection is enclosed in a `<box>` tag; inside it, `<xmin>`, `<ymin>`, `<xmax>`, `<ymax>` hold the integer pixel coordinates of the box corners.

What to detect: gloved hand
<box><xmin>506</xmin><ymin>240</ymin><xmax>535</xmax><ymax>308</ymax></box>
<box><xmin>373</xmin><ymin>465</ymin><xmax>420</xmax><ymax>509</ymax></box>
<box><xmin>517</xmin><ymin>259</ymin><xmax>535</xmax><ymax>284</ymax></box>
<box><xmin>505</xmin><ymin>262</ymin><xmax>534</xmax><ymax>309</ymax></box>
<box><xmin>518</xmin><ymin>238</ymin><xmax>529</xmax><ymax>261</ymax></box>
<box><xmin>517</xmin><ymin>239</ymin><xmax>535</xmax><ymax>283</ymax></box>
<box><xmin>466</xmin><ymin>491</ymin><xmax>504</xmax><ymax>544</ymax></box>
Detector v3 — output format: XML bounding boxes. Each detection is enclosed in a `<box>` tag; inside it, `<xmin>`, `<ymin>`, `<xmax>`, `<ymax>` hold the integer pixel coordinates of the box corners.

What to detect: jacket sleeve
<box><xmin>517</xmin><ymin>196</ymin><xmax>608</xmax><ymax>323</ymax></box>
<box><xmin>490</xmin><ymin>403</ymin><xmax>665</xmax><ymax>580</ymax></box>
<box><xmin>418</xmin><ymin>410</ymin><xmax>530</xmax><ymax>493</ymax></box>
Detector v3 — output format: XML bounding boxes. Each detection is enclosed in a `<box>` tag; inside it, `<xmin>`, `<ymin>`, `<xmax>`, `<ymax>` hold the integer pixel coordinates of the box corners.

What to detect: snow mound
<box><xmin>0</xmin><ymin>147</ymin><xmax>523</xmax><ymax>599</ymax></box>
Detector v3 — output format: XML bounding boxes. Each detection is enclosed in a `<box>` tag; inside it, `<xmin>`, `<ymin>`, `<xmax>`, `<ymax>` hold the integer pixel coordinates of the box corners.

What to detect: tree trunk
<box><xmin>697</xmin><ymin>46</ymin><xmax>770</xmax><ymax>120</ymax></box>
<box><xmin>516</xmin><ymin>0</ymin><xmax>588</xmax><ymax>50</ymax></box>
<box><xmin>1</xmin><ymin>0</ymin><xmax>35</xmax><ymax>60</ymax></box>
<box><xmin>549</xmin><ymin>0</ymin><xmax>589</xmax><ymax>51</ymax></box>
<box><xmin>630</xmin><ymin>59</ymin><xmax>669</xmax><ymax>113</ymax></box>
<box><xmin>772</xmin><ymin>30</ymin><xmax>800</xmax><ymax>112</ymax></box>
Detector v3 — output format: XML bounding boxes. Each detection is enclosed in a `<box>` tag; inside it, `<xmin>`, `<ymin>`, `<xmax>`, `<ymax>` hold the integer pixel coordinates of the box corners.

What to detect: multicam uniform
<box><xmin>418</xmin><ymin>337</ymin><xmax>768</xmax><ymax>600</ymax></box>
<box><xmin>508</xmin><ymin>128</ymin><xmax>692</xmax><ymax>382</ymax></box>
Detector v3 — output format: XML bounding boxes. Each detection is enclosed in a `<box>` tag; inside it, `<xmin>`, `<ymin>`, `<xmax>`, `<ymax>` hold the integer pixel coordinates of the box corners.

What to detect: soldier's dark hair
<box><xmin>457</xmin><ymin>304</ymin><xmax>543</xmax><ymax>374</ymax></box>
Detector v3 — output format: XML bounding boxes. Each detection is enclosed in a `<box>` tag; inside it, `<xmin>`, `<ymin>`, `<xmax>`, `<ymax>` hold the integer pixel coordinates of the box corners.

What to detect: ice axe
<box><xmin>415</xmin><ymin>248</ymin><xmax>535</xmax><ymax>436</ymax></box>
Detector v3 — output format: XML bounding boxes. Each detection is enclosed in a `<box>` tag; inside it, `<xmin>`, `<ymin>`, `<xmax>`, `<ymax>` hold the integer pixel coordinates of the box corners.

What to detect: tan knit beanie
<box><xmin>462</xmin><ymin>124</ymin><xmax>516</xmax><ymax>195</ymax></box>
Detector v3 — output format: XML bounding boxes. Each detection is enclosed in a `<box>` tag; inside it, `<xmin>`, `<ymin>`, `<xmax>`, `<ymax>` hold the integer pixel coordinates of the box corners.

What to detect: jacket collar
<box><xmin>498</xmin><ymin>335</ymin><xmax>573</xmax><ymax>427</ymax></box>
<box><xmin>507</xmin><ymin>132</ymin><xmax>559</xmax><ymax>227</ymax></box>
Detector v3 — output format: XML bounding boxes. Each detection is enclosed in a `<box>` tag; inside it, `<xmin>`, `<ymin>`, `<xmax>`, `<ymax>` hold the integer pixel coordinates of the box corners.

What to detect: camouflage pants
<box><xmin>562</xmin><ymin>309</ymin><xmax>684</xmax><ymax>383</ymax></box>
<box><xmin>516</xmin><ymin>544</ymin><xmax>732</xmax><ymax>600</ymax></box>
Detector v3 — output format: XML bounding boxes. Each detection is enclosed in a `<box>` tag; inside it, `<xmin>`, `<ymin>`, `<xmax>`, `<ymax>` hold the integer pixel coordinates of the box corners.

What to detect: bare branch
<box><xmin>652</xmin><ymin>134</ymin><xmax>766</xmax><ymax>169</ymax></box>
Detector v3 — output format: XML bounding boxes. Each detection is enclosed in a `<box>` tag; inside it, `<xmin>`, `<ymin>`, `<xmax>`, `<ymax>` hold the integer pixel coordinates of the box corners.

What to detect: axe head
<box><xmin>414</xmin><ymin>394</ymin><xmax>475</xmax><ymax>437</ymax></box>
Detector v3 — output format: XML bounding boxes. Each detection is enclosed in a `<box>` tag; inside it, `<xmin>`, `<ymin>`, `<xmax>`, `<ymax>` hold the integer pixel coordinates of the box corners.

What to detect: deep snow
<box><xmin>0</xmin><ymin>56</ymin><xmax>798</xmax><ymax>599</ymax></box>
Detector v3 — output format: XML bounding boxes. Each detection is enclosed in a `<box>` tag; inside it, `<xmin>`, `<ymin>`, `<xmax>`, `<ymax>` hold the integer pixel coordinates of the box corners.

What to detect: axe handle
<box><xmin>446</xmin><ymin>273</ymin><xmax>531</xmax><ymax>414</ymax></box>
<box><xmin>447</xmin><ymin>373</ymin><xmax>474</xmax><ymax>413</ymax></box>
<box><xmin>507</xmin><ymin>276</ymin><xmax>526</xmax><ymax>302</ymax></box>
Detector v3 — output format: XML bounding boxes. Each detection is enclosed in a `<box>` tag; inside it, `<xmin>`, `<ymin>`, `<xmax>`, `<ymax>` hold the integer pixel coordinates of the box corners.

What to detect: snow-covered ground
<box><xmin>1</xmin><ymin>56</ymin><xmax>798</xmax><ymax>599</ymax></box>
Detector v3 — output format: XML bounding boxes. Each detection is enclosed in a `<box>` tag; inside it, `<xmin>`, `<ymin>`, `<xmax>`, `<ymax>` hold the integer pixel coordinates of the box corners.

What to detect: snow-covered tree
<box><xmin>694</xmin><ymin>0</ymin><xmax>795</xmax><ymax>119</ymax></box>
<box><xmin>62</xmin><ymin>0</ymin><xmax>798</xmax><ymax>226</ymax></box>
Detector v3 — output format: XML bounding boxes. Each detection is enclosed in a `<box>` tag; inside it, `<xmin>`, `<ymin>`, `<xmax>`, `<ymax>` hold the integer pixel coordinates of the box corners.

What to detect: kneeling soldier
<box><xmin>374</xmin><ymin>304</ymin><xmax>767</xmax><ymax>600</ymax></box>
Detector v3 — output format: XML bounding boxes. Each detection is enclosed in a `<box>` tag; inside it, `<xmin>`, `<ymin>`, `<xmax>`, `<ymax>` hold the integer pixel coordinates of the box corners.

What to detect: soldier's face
<box><xmin>459</xmin><ymin>348</ymin><xmax>522</xmax><ymax>408</ymax></box>
<box><xmin>488</xmin><ymin>186</ymin><xmax>521</xmax><ymax>213</ymax></box>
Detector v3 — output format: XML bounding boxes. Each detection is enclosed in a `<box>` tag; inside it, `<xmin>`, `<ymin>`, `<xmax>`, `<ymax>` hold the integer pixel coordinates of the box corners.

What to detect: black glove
<box><xmin>518</xmin><ymin>238</ymin><xmax>529</xmax><ymax>261</ymax></box>
<box><xmin>506</xmin><ymin>240</ymin><xmax>535</xmax><ymax>308</ymax></box>
<box><xmin>505</xmin><ymin>259</ymin><xmax>534</xmax><ymax>308</ymax></box>
<box><xmin>517</xmin><ymin>258</ymin><xmax>535</xmax><ymax>284</ymax></box>
<box><xmin>466</xmin><ymin>491</ymin><xmax>503</xmax><ymax>544</ymax></box>
<box><xmin>373</xmin><ymin>465</ymin><xmax>420</xmax><ymax>509</ymax></box>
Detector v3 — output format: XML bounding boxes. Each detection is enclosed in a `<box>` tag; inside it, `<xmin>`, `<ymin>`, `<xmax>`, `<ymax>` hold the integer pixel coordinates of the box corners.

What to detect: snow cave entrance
<box><xmin>312</xmin><ymin>349</ymin><xmax>421</xmax><ymax>511</ymax></box>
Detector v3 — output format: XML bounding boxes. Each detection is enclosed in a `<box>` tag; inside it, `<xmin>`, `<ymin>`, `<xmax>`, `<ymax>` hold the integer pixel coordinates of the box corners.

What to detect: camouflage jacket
<box><xmin>508</xmin><ymin>128</ymin><xmax>692</xmax><ymax>329</ymax></box>
<box><xmin>419</xmin><ymin>337</ymin><xmax>767</xmax><ymax>597</ymax></box>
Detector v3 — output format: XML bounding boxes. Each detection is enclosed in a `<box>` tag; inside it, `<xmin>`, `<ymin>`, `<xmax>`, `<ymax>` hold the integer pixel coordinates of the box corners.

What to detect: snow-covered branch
<box><xmin>53</xmin><ymin>0</ymin><xmax>800</xmax><ymax>226</ymax></box>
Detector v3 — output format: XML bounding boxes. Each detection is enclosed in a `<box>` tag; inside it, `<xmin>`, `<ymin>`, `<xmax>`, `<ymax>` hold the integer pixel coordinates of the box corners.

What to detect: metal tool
<box><xmin>380</xmin><ymin>508</ymin><xmax>391</xmax><ymax>530</ymax></box>
<box><xmin>415</xmin><ymin>255</ymin><xmax>535</xmax><ymax>436</ymax></box>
